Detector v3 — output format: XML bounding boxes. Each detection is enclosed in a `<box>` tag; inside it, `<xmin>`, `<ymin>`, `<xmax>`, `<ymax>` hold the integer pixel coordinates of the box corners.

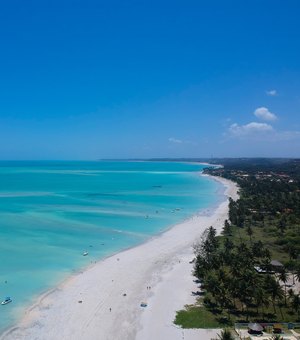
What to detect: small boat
<box><xmin>140</xmin><ymin>302</ymin><xmax>148</xmax><ymax>307</ymax></box>
<box><xmin>1</xmin><ymin>297</ymin><xmax>12</xmax><ymax>305</ymax></box>
<box><xmin>82</xmin><ymin>251</ymin><xmax>88</xmax><ymax>256</ymax></box>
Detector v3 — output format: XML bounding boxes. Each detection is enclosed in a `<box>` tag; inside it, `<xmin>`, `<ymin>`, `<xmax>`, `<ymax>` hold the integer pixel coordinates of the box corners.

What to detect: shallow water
<box><xmin>0</xmin><ymin>161</ymin><xmax>222</xmax><ymax>332</ymax></box>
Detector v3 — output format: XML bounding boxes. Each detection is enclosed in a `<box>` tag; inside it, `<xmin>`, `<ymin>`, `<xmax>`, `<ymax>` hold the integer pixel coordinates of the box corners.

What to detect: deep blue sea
<box><xmin>0</xmin><ymin>161</ymin><xmax>222</xmax><ymax>332</ymax></box>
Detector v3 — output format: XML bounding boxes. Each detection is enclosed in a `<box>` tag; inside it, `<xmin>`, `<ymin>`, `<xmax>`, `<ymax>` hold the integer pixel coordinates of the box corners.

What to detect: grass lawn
<box><xmin>174</xmin><ymin>299</ymin><xmax>300</xmax><ymax>329</ymax></box>
<box><xmin>174</xmin><ymin>304</ymin><xmax>230</xmax><ymax>328</ymax></box>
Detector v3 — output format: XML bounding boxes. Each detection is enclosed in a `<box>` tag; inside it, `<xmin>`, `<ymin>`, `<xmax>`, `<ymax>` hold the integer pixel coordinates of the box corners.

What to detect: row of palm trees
<box><xmin>193</xmin><ymin>226</ymin><xmax>300</xmax><ymax>322</ymax></box>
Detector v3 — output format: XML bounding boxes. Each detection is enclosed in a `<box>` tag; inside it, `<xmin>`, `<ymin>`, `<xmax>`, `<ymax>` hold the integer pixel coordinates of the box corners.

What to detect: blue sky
<box><xmin>0</xmin><ymin>0</ymin><xmax>300</xmax><ymax>159</ymax></box>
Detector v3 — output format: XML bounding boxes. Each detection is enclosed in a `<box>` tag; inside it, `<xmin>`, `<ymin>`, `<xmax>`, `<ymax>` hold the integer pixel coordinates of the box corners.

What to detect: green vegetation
<box><xmin>216</xmin><ymin>328</ymin><xmax>235</xmax><ymax>340</ymax></box>
<box><xmin>206</xmin><ymin>158</ymin><xmax>300</xmax><ymax>265</ymax></box>
<box><xmin>175</xmin><ymin>158</ymin><xmax>300</xmax><ymax>328</ymax></box>
<box><xmin>175</xmin><ymin>305</ymin><xmax>225</xmax><ymax>328</ymax></box>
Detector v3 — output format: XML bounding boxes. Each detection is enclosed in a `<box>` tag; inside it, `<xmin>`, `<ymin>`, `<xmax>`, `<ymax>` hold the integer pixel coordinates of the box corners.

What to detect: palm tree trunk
<box><xmin>279</xmin><ymin>306</ymin><xmax>284</xmax><ymax>320</ymax></box>
<box><xmin>284</xmin><ymin>286</ymin><xmax>287</xmax><ymax>305</ymax></box>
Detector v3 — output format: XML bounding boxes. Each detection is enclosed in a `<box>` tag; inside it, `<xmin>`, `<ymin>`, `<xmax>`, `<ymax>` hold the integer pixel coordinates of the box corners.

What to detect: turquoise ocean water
<box><xmin>0</xmin><ymin>161</ymin><xmax>222</xmax><ymax>332</ymax></box>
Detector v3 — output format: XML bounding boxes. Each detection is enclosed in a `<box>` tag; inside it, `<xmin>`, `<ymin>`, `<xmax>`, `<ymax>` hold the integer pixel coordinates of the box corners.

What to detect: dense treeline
<box><xmin>204</xmin><ymin>159</ymin><xmax>300</xmax><ymax>262</ymax></box>
<box><xmin>192</xmin><ymin>159</ymin><xmax>300</xmax><ymax>323</ymax></box>
<box><xmin>193</xmin><ymin>226</ymin><xmax>300</xmax><ymax>322</ymax></box>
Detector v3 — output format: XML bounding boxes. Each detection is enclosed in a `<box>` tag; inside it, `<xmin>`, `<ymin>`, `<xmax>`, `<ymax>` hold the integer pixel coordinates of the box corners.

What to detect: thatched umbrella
<box><xmin>248</xmin><ymin>323</ymin><xmax>263</xmax><ymax>334</ymax></box>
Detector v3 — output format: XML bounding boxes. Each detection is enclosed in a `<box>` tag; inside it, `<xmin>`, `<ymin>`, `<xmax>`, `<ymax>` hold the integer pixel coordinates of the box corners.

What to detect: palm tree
<box><xmin>253</xmin><ymin>285</ymin><xmax>270</xmax><ymax>318</ymax></box>
<box><xmin>261</xmin><ymin>249</ymin><xmax>272</xmax><ymax>272</ymax></box>
<box><xmin>291</xmin><ymin>294</ymin><xmax>300</xmax><ymax>319</ymax></box>
<box><xmin>217</xmin><ymin>328</ymin><xmax>235</xmax><ymax>340</ymax></box>
<box><xmin>223</xmin><ymin>220</ymin><xmax>232</xmax><ymax>236</ymax></box>
<box><xmin>236</xmin><ymin>269</ymin><xmax>257</xmax><ymax>319</ymax></box>
<box><xmin>214</xmin><ymin>268</ymin><xmax>234</xmax><ymax>316</ymax></box>
<box><xmin>287</xmin><ymin>288</ymin><xmax>295</xmax><ymax>303</ymax></box>
<box><xmin>205</xmin><ymin>271</ymin><xmax>221</xmax><ymax>299</ymax></box>
<box><xmin>265</xmin><ymin>275</ymin><xmax>284</xmax><ymax>315</ymax></box>
<box><xmin>278</xmin><ymin>218</ymin><xmax>286</xmax><ymax>234</ymax></box>
<box><xmin>246</xmin><ymin>225</ymin><xmax>253</xmax><ymax>244</ymax></box>
<box><xmin>285</xmin><ymin>260</ymin><xmax>296</xmax><ymax>284</ymax></box>
<box><xmin>253</xmin><ymin>286</ymin><xmax>263</xmax><ymax>316</ymax></box>
<box><xmin>285</xmin><ymin>243</ymin><xmax>298</xmax><ymax>261</ymax></box>
<box><xmin>252</xmin><ymin>240</ymin><xmax>265</xmax><ymax>258</ymax></box>
<box><xmin>207</xmin><ymin>226</ymin><xmax>218</xmax><ymax>251</ymax></box>
<box><xmin>295</xmin><ymin>265</ymin><xmax>300</xmax><ymax>283</ymax></box>
<box><xmin>278</xmin><ymin>268</ymin><xmax>288</xmax><ymax>305</ymax></box>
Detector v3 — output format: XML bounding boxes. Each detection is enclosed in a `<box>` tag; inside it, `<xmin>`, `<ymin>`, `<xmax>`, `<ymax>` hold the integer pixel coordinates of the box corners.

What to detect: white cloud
<box><xmin>229</xmin><ymin>122</ymin><xmax>274</xmax><ymax>137</ymax></box>
<box><xmin>168</xmin><ymin>137</ymin><xmax>183</xmax><ymax>144</ymax></box>
<box><xmin>266</xmin><ymin>89</ymin><xmax>277</xmax><ymax>96</ymax></box>
<box><xmin>168</xmin><ymin>137</ymin><xmax>197</xmax><ymax>146</ymax></box>
<box><xmin>227</xmin><ymin>122</ymin><xmax>300</xmax><ymax>142</ymax></box>
<box><xmin>254</xmin><ymin>107</ymin><xmax>277</xmax><ymax>121</ymax></box>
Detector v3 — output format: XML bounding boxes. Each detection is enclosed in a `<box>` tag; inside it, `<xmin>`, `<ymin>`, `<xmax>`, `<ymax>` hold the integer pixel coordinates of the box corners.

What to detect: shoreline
<box><xmin>1</xmin><ymin>175</ymin><xmax>239</xmax><ymax>340</ymax></box>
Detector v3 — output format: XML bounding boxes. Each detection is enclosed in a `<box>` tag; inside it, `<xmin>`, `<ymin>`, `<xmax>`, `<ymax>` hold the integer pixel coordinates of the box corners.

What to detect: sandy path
<box><xmin>1</xmin><ymin>176</ymin><xmax>238</xmax><ymax>340</ymax></box>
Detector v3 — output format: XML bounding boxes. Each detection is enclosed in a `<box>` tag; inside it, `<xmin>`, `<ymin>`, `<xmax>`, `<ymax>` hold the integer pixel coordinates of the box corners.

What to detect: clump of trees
<box><xmin>204</xmin><ymin>159</ymin><xmax>300</xmax><ymax>260</ymax></box>
<box><xmin>193</xmin><ymin>226</ymin><xmax>300</xmax><ymax>322</ymax></box>
<box><xmin>193</xmin><ymin>159</ymin><xmax>300</xmax><ymax>323</ymax></box>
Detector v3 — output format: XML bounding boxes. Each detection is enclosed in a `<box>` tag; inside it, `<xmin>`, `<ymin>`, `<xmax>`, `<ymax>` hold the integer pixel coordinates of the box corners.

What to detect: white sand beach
<box><xmin>1</xmin><ymin>176</ymin><xmax>238</xmax><ymax>340</ymax></box>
